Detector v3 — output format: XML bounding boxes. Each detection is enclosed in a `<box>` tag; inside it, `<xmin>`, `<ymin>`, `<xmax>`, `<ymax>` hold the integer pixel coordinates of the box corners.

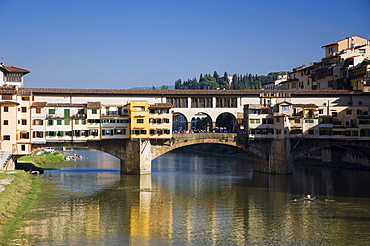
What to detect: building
<box><xmin>0</xmin><ymin>63</ymin><xmax>30</xmax><ymax>88</ymax></box>
<box><xmin>273</xmin><ymin>36</ymin><xmax>370</xmax><ymax>91</ymax></box>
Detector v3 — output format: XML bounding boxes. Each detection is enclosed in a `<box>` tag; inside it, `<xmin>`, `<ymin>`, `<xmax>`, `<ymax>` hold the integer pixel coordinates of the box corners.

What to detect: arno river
<box><xmin>19</xmin><ymin>149</ymin><xmax>370</xmax><ymax>245</ymax></box>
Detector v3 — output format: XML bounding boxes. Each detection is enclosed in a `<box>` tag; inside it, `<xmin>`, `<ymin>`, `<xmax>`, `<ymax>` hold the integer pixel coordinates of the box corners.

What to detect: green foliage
<box><xmin>174</xmin><ymin>71</ymin><xmax>281</xmax><ymax>90</ymax></box>
<box><xmin>18</xmin><ymin>152</ymin><xmax>67</xmax><ymax>168</ymax></box>
<box><xmin>161</xmin><ymin>85</ymin><xmax>169</xmax><ymax>90</ymax></box>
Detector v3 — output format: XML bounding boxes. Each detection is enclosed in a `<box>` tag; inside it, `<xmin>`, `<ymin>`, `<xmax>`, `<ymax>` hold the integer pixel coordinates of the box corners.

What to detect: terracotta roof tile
<box><xmin>87</xmin><ymin>101</ymin><xmax>101</xmax><ymax>108</ymax></box>
<box><xmin>31</xmin><ymin>102</ymin><xmax>47</xmax><ymax>107</ymax></box>
<box><xmin>0</xmin><ymin>101</ymin><xmax>19</xmax><ymax>105</ymax></box>
<box><xmin>1</xmin><ymin>66</ymin><xmax>30</xmax><ymax>74</ymax></box>
<box><xmin>18</xmin><ymin>88</ymin><xmax>369</xmax><ymax>96</ymax></box>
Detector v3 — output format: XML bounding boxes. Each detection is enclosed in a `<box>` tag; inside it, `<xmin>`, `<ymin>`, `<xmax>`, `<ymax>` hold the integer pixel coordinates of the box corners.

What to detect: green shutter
<box><xmin>64</xmin><ymin>109</ymin><xmax>70</xmax><ymax>117</ymax></box>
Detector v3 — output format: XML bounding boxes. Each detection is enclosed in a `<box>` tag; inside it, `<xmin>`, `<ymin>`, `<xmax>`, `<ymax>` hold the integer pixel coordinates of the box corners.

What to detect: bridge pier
<box><xmin>119</xmin><ymin>139</ymin><xmax>152</xmax><ymax>174</ymax></box>
<box><xmin>251</xmin><ymin>139</ymin><xmax>293</xmax><ymax>174</ymax></box>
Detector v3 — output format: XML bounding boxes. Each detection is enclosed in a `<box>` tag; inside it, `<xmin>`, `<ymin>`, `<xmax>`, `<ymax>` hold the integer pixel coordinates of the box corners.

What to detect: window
<box><xmin>21</xmin><ymin>119</ymin><xmax>27</xmax><ymax>125</ymax></box>
<box><xmin>21</xmin><ymin>107</ymin><xmax>27</xmax><ymax>113</ymax></box>
<box><xmin>3</xmin><ymin>135</ymin><xmax>10</xmax><ymax>141</ymax></box>
<box><xmin>331</xmin><ymin>112</ymin><xmax>337</xmax><ymax>117</ymax></box>
<box><xmin>4</xmin><ymin>106</ymin><xmax>9</xmax><ymax>112</ymax></box>
<box><xmin>32</xmin><ymin>131</ymin><xmax>44</xmax><ymax>138</ymax></box>
<box><xmin>318</xmin><ymin>109</ymin><xmax>324</xmax><ymax>114</ymax></box>
<box><xmin>21</xmin><ymin>145</ymin><xmax>26</xmax><ymax>151</ymax></box>
<box><xmin>33</xmin><ymin>119</ymin><xmax>43</xmax><ymax>125</ymax></box>
<box><xmin>48</xmin><ymin>109</ymin><xmax>55</xmax><ymax>114</ymax></box>
<box><xmin>114</xmin><ymin>129</ymin><xmax>124</xmax><ymax>135</ymax></box>
<box><xmin>92</xmin><ymin>109</ymin><xmax>97</xmax><ymax>114</ymax></box>
<box><xmin>57</xmin><ymin>120</ymin><xmax>62</xmax><ymax>125</ymax></box>
<box><xmin>65</xmin><ymin>120</ymin><xmax>70</xmax><ymax>125</ymax></box>
<box><xmin>22</xmin><ymin>97</ymin><xmax>29</xmax><ymax>101</ymax></box>
<box><xmin>90</xmin><ymin>129</ymin><xmax>99</xmax><ymax>136</ymax></box>
<box><xmin>75</xmin><ymin>119</ymin><xmax>79</xmax><ymax>125</ymax></box>
<box><xmin>137</xmin><ymin>119</ymin><xmax>144</xmax><ymax>123</ymax></box>
<box><xmin>48</xmin><ymin>120</ymin><xmax>54</xmax><ymax>125</ymax></box>
<box><xmin>281</xmin><ymin>106</ymin><xmax>290</xmax><ymax>111</ymax></box>
<box><xmin>359</xmin><ymin>49</ymin><xmax>365</xmax><ymax>54</ymax></box>
<box><xmin>131</xmin><ymin>130</ymin><xmax>147</xmax><ymax>135</ymax></box>
<box><xmin>64</xmin><ymin>109</ymin><xmax>70</xmax><ymax>117</ymax></box>
<box><xmin>3</xmin><ymin>120</ymin><xmax>8</xmax><ymax>125</ymax></box>
<box><xmin>346</xmin><ymin>110</ymin><xmax>352</xmax><ymax>115</ymax></box>
<box><xmin>2</xmin><ymin>95</ymin><xmax>12</xmax><ymax>100</ymax></box>
<box><xmin>36</xmin><ymin>108</ymin><xmax>41</xmax><ymax>114</ymax></box>
<box><xmin>20</xmin><ymin>132</ymin><xmax>29</xmax><ymax>139</ymax></box>
<box><xmin>294</xmin><ymin>119</ymin><xmax>300</xmax><ymax>123</ymax></box>
<box><xmin>74</xmin><ymin>130</ymin><xmax>81</xmax><ymax>137</ymax></box>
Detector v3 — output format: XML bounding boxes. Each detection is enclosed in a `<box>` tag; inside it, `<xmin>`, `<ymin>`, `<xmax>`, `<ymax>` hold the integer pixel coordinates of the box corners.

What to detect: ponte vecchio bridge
<box><xmin>3</xmin><ymin>88</ymin><xmax>370</xmax><ymax>174</ymax></box>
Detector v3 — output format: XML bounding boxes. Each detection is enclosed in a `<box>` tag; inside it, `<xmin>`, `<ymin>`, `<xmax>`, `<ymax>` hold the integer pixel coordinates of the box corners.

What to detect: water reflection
<box><xmin>22</xmin><ymin>149</ymin><xmax>370</xmax><ymax>245</ymax></box>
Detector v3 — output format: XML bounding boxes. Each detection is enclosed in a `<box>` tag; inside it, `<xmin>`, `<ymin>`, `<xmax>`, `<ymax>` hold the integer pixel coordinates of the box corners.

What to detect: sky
<box><xmin>1</xmin><ymin>0</ymin><xmax>369</xmax><ymax>89</ymax></box>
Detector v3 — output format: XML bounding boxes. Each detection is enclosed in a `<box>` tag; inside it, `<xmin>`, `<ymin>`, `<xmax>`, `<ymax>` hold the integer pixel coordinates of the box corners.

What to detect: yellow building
<box><xmin>128</xmin><ymin>101</ymin><xmax>150</xmax><ymax>138</ymax></box>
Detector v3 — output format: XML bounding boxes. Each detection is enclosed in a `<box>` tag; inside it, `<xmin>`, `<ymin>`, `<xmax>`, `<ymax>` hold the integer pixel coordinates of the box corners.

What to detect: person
<box><xmin>306</xmin><ymin>194</ymin><xmax>311</xmax><ymax>199</ymax></box>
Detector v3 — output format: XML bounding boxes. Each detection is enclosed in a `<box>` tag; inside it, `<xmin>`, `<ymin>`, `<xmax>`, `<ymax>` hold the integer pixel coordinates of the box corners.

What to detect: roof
<box><xmin>17</xmin><ymin>88</ymin><xmax>369</xmax><ymax>96</ymax></box>
<box><xmin>31</xmin><ymin>102</ymin><xmax>86</xmax><ymax>108</ymax></box>
<box><xmin>87</xmin><ymin>101</ymin><xmax>101</xmax><ymax>109</ymax></box>
<box><xmin>0</xmin><ymin>66</ymin><xmax>30</xmax><ymax>74</ymax></box>
<box><xmin>293</xmin><ymin>104</ymin><xmax>318</xmax><ymax>108</ymax></box>
<box><xmin>0</xmin><ymin>101</ymin><xmax>19</xmax><ymax>105</ymax></box>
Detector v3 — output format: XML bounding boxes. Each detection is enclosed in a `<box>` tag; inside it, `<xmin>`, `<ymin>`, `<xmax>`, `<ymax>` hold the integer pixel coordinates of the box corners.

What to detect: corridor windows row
<box><xmin>166</xmin><ymin>97</ymin><xmax>188</xmax><ymax>108</ymax></box>
<box><xmin>191</xmin><ymin>98</ymin><xmax>213</xmax><ymax>108</ymax></box>
<box><xmin>167</xmin><ymin>97</ymin><xmax>238</xmax><ymax>108</ymax></box>
<box><xmin>216</xmin><ymin>97</ymin><xmax>237</xmax><ymax>108</ymax></box>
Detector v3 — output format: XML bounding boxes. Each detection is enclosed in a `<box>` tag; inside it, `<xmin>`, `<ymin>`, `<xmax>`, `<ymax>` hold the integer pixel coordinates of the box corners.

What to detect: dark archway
<box><xmin>216</xmin><ymin>113</ymin><xmax>238</xmax><ymax>132</ymax></box>
<box><xmin>173</xmin><ymin>112</ymin><xmax>188</xmax><ymax>132</ymax></box>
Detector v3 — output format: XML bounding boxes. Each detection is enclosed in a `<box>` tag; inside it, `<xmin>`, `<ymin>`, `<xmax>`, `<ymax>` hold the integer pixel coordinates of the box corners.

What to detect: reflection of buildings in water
<box><xmin>21</xmin><ymin>166</ymin><xmax>361</xmax><ymax>245</ymax></box>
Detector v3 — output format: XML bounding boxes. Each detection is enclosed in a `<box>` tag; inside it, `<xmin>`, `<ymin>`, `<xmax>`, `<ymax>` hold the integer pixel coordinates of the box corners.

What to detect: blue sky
<box><xmin>1</xmin><ymin>0</ymin><xmax>369</xmax><ymax>89</ymax></box>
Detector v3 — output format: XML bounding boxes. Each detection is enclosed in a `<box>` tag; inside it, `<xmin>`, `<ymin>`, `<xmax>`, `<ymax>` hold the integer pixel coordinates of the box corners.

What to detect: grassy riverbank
<box><xmin>0</xmin><ymin>171</ymin><xmax>41</xmax><ymax>245</ymax></box>
<box><xmin>17</xmin><ymin>152</ymin><xmax>68</xmax><ymax>169</ymax></box>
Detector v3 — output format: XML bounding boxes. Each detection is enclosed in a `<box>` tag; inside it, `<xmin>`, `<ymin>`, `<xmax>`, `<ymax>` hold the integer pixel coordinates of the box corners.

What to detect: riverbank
<box><xmin>294</xmin><ymin>157</ymin><xmax>370</xmax><ymax>171</ymax></box>
<box><xmin>17</xmin><ymin>151</ymin><xmax>67</xmax><ymax>169</ymax></box>
<box><xmin>0</xmin><ymin>171</ymin><xmax>41</xmax><ymax>245</ymax></box>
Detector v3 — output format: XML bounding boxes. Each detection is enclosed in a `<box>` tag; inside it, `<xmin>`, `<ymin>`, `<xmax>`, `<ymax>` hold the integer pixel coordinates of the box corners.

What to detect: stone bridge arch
<box><xmin>292</xmin><ymin>139</ymin><xmax>370</xmax><ymax>166</ymax></box>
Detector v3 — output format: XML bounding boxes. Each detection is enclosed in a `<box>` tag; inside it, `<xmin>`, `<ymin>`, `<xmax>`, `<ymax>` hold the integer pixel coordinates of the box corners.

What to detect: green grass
<box><xmin>0</xmin><ymin>171</ymin><xmax>41</xmax><ymax>246</ymax></box>
<box><xmin>17</xmin><ymin>152</ymin><xmax>67</xmax><ymax>168</ymax></box>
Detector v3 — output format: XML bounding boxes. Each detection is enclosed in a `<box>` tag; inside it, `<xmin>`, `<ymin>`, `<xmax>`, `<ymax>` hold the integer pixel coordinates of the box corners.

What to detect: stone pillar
<box><xmin>187</xmin><ymin>122</ymin><xmax>191</xmax><ymax>131</ymax></box>
<box><xmin>321</xmin><ymin>148</ymin><xmax>332</xmax><ymax>162</ymax></box>
<box><xmin>120</xmin><ymin>139</ymin><xmax>152</xmax><ymax>174</ymax></box>
<box><xmin>211</xmin><ymin>122</ymin><xmax>216</xmax><ymax>130</ymax></box>
<box><xmin>253</xmin><ymin>138</ymin><xmax>293</xmax><ymax>174</ymax></box>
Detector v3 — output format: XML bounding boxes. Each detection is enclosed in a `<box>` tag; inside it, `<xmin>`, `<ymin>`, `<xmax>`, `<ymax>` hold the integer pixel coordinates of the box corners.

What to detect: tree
<box><xmin>175</xmin><ymin>79</ymin><xmax>182</xmax><ymax>89</ymax></box>
<box><xmin>199</xmin><ymin>76</ymin><xmax>219</xmax><ymax>89</ymax></box>
<box><xmin>161</xmin><ymin>85</ymin><xmax>169</xmax><ymax>90</ymax></box>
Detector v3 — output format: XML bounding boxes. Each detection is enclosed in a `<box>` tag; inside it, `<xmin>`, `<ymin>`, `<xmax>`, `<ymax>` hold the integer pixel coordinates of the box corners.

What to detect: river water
<box><xmin>20</xmin><ymin>149</ymin><xmax>370</xmax><ymax>245</ymax></box>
